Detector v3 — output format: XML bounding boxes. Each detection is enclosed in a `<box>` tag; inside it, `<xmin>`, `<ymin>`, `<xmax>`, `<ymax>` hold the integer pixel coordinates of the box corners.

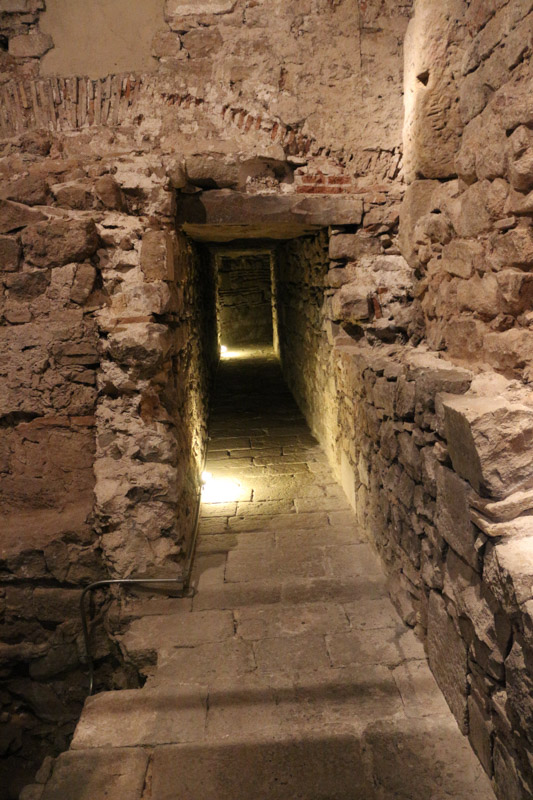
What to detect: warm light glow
<box><xmin>220</xmin><ymin>347</ymin><xmax>252</xmax><ymax>360</ymax></box>
<box><xmin>201</xmin><ymin>472</ymin><xmax>243</xmax><ymax>503</ymax></box>
<box><xmin>220</xmin><ymin>345</ymin><xmax>228</xmax><ymax>353</ymax></box>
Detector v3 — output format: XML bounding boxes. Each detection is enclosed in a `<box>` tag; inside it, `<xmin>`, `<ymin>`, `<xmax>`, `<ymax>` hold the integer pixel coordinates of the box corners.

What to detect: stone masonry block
<box><xmin>166</xmin><ymin>0</ymin><xmax>235</xmax><ymax>16</ymax></box>
<box><xmin>0</xmin><ymin>235</ymin><xmax>21</xmax><ymax>271</ymax></box>
<box><xmin>0</xmin><ymin>199</ymin><xmax>44</xmax><ymax>234</ymax></box>
<box><xmin>9</xmin><ymin>32</ymin><xmax>53</xmax><ymax>58</ymax></box>
<box><xmin>442</xmin><ymin>394</ymin><xmax>533</xmax><ymax>498</ymax></box>
<box><xmin>427</xmin><ymin>591</ymin><xmax>469</xmax><ymax>734</ymax></box>
<box><xmin>41</xmin><ymin>748</ymin><xmax>148</xmax><ymax>800</ymax></box>
<box><xmin>141</xmin><ymin>230</ymin><xmax>175</xmax><ymax>282</ymax></box>
<box><xmin>436</xmin><ymin>465</ymin><xmax>479</xmax><ymax>570</ymax></box>
<box><xmin>22</xmin><ymin>219</ymin><xmax>99</xmax><ymax>267</ymax></box>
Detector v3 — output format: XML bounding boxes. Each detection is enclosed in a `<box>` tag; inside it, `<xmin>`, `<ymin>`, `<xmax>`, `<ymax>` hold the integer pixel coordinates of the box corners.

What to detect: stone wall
<box><xmin>275</xmin><ymin>232</ymin><xmax>333</xmax><ymax>450</ymax></box>
<box><xmin>216</xmin><ymin>253</ymin><xmax>273</xmax><ymax>347</ymax></box>
<box><xmin>0</xmin><ymin>0</ymin><xmax>411</xmax><ymax>182</ymax></box>
<box><xmin>272</xmin><ymin>9</ymin><xmax>533</xmax><ymax>780</ymax></box>
<box><xmin>0</xmin><ymin>129</ymin><xmax>106</xmax><ymax>799</ymax></box>
<box><xmin>276</xmin><ymin>216</ymin><xmax>533</xmax><ymax>800</ymax></box>
<box><xmin>401</xmin><ymin>0</ymin><xmax>533</xmax><ymax>380</ymax></box>
<box><xmin>0</xmin><ymin>127</ymin><xmax>217</xmax><ymax>798</ymax></box>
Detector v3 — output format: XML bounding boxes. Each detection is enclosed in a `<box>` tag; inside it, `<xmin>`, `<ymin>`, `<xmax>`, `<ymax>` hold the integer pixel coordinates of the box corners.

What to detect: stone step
<box><xmin>45</xmin><ymin>714</ymin><xmax>493</xmax><ymax>800</ymax></box>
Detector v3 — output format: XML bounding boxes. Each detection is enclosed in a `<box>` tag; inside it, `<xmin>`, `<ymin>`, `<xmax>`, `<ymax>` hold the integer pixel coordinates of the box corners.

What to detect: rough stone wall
<box><xmin>0</xmin><ymin>0</ymin><xmax>411</xmax><ymax>182</ymax></box>
<box><xmin>275</xmin><ymin>232</ymin><xmax>333</xmax><ymax>451</ymax></box>
<box><xmin>401</xmin><ymin>0</ymin><xmax>533</xmax><ymax>380</ymax></box>
<box><xmin>0</xmin><ymin>129</ymin><xmax>106</xmax><ymax>799</ymax></box>
<box><xmin>276</xmin><ymin>217</ymin><xmax>533</xmax><ymax>800</ymax></box>
<box><xmin>0</xmin><ymin>127</ymin><xmax>217</xmax><ymax>798</ymax></box>
<box><xmin>332</xmin><ymin>341</ymin><xmax>533</xmax><ymax>800</ymax></box>
<box><xmin>273</xmin><ymin>19</ymin><xmax>533</xmax><ymax>783</ymax></box>
<box><xmin>216</xmin><ymin>253</ymin><xmax>273</xmax><ymax>347</ymax></box>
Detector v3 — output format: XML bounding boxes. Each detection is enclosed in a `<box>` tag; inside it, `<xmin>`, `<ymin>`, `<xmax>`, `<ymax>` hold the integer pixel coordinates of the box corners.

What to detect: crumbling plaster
<box><xmin>39</xmin><ymin>0</ymin><xmax>165</xmax><ymax>79</ymax></box>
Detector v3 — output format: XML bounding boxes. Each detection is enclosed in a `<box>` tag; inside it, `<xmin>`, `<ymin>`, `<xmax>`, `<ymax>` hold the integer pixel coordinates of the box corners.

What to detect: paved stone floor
<box><xmin>40</xmin><ymin>348</ymin><xmax>495</xmax><ymax>799</ymax></box>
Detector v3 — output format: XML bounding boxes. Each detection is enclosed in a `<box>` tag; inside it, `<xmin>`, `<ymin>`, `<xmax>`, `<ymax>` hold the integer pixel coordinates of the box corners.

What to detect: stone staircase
<box><xmin>35</xmin><ymin>350</ymin><xmax>495</xmax><ymax>800</ymax></box>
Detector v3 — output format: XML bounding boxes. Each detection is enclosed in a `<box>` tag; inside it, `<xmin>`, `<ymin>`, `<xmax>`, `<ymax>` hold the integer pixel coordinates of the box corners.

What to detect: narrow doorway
<box><xmin>215</xmin><ymin>252</ymin><xmax>274</xmax><ymax>351</ymax></box>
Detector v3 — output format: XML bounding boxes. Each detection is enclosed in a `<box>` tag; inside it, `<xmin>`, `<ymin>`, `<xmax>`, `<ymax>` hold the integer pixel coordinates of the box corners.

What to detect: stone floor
<box><xmin>38</xmin><ymin>347</ymin><xmax>495</xmax><ymax>800</ymax></box>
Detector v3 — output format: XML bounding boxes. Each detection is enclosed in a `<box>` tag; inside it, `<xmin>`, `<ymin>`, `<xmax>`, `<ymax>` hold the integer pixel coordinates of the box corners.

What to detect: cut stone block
<box><xmin>326</xmin><ymin>627</ymin><xmax>422</xmax><ymax>669</ymax></box>
<box><xmin>235</xmin><ymin>602</ymin><xmax>349</xmax><ymax>640</ymax></box>
<box><xmin>146</xmin><ymin>639</ymin><xmax>256</xmax><ymax>687</ymax></box>
<box><xmin>9</xmin><ymin>32</ymin><xmax>53</xmax><ymax>58</ymax></box>
<box><xmin>427</xmin><ymin>591</ymin><xmax>469</xmax><ymax>734</ymax></box>
<box><xmin>140</xmin><ymin>230</ymin><xmax>175</xmax><ymax>282</ymax></box>
<box><xmin>0</xmin><ymin>199</ymin><xmax>44</xmax><ymax>234</ymax></box>
<box><xmin>150</xmin><ymin>733</ymin><xmax>372</xmax><ymax>800</ymax></box>
<box><xmin>365</xmin><ymin>716</ymin><xmax>495</xmax><ymax>800</ymax></box>
<box><xmin>71</xmin><ymin>687</ymin><xmax>207</xmax><ymax>749</ymax></box>
<box><xmin>484</xmin><ymin>534</ymin><xmax>533</xmax><ymax>614</ymax></box>
<box><xmin>441</xmin><ymin>394</ymin><xmax>533</xmax><ymax>498</ymax></box>
<box><xmin>41</xmin><ymin>748</ymin><xmax>149</xmax><ymax>800</ymax></box>
<box><xmin>118</xmin><ymin>609</ymin><xmax>234</xmax><ymax>657</ymax></box>
<box><xmin>178</xmin><ymin>191</ymin><xmax>363</xmax><ymax>242</ymax></box>
<box><xmin>254</xmin><ymin>633</ymin><xmax>331</xmax><ymax>675</ymax></box>
<box><xmin>166</xmin><ymin>0</ymin><xmax>235</xmax><ymax>16</ymax></box>
<box><xmin>436</xmin><ymin>465</ymin><xmax>479</xmax><ymax>569</ymax></box>
<box><xmin>392</xmin><ymin>659</ymin><xmax>450</xmax><ymax>718</ymax></box>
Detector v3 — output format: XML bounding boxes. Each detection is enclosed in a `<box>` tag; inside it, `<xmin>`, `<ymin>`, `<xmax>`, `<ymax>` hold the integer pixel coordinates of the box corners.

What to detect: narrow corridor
<box><xmin>41</xmin><ymin>349</ymin><xmax>495</xmax><ymax>800</ymax></box>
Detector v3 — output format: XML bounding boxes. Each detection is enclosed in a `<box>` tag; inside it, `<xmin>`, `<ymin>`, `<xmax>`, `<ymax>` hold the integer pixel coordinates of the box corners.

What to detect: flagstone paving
<box><xmin>37</xmin><ymin>347</ymin><xmax>495</xmax><ymax>800</ymax></box>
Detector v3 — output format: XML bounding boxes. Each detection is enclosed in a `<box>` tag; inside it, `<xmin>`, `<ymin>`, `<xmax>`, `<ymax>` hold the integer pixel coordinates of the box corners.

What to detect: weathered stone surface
<box><xmin>72</xmin><ymin>687</ymin><xmax>207</xmax><ymax>748</ymax></box>
<box><xmin>4</xmin><ymin>174</ymin><xmax>48</xmax><ymax>206</ymax></box>
<box><xmin>442</xmin><ymin>393</ymin><xmax>533</xmax><ymax>498</ymax></box>
<box><xmin>427</xmin><ymin>591</ymin><xmax>469</xmax><ymax>733</ymax></box>
<box><xmin>403</xmin><ymin>0</ymin><xmax>467</xmax><ymax>182</ymax></box>
<box><xmin>179</xmin><ymin>192</ymin><xmax>363</xmax><ymax>242</ymax></box>
<box><xmin>484</xmin><ymin>328</ymin><xmax>533</xmax><ymax>373</ymax></box>
<box><xmin>52</xmin><ymin>183</ymin><xmax>93</xmax><ymax>210</ymax></box>
<box><xmin>470</xmin><ymin>486</ymin><xmax>533</xmax><ymax>522</ymax></box>
<box><xmin>0</xmin><ymin>236</ymin><xmax>21</xmax><ymax>271</ymax></box>
<box><xmin>493</xmin><ymin>739</ymin><xmax>533</xmax><ymax>800</ymax></box>
<box><xmin>436</xmin><ymin>465</ymin><xmax>479</xmax><ymax>568</ymax></box>
<box><xmin>22</xmin><ymin>219</ymin><xmax>99</xmax><ymax>268</ymax></box>
<box><xmin>185</xmin><ymin>155</ymin><xmax>239</xmax><ymax>189</ymax></box>
<box><xmin>41</xmin><ymin>748</ymin><xmax>149</xmax><ymax>800</ymax></box>
<box><xmin>505</xmin><ymin>640</ymin><xmax>533</xmax><ymax>744</ymax></box>
<box><xmin>94</xmin><ymin>175</ymin><xmax>125</xmax><ymax>210</ymax></box>
<box><xmin>468</xmin><ymin>694</ymin><xmax>493</xmax><ymax>777</ymax></box>
<box><xmin>0</xmin><ymin>199</ymin><xmax>45</xmax><ymax>234</ymax></box>
<box><xmin>150</xmin><ymin>734</ymin><xmax>371</xmax><ymax>800</ymax></box>
<box><xmin>485</xmin><ymin>535</ymin><xmax>533</xmax><ymax>613</ymax></box>
<box><xmin>366</xmin><ymin>715</ymin><xmax>493</xmax><ymax>799</ymax></box>
<box><xmin>106</xmin><ymin>323</ymin><xmax>172</xmax><ymax>369</ymax></box>
<box><xmin>70</xmin><ymin>263</ymin><xmax>96</xmax><ymax>304</ymax></box>
<box><xmin>496</xmin><ymin>269</ymin><xmax>533</xmax><ymax>314</ymax></box>
<box><xmin>398</xmin><ymin>180</ymin><xmax>439</xmax><ymax>266</ymax></box>
<box><xmin>140</xmin><ymin>229</ymin><xmax>175</xmax><ymax>282</ymax></box>
<box><xmin>165</xmin><ymin>0</ymin><xmax>234</xmax><ymax>17</ymax></box>
<box><xmin>9</xmin><ymin>32</ymin><xmax>54</xmax><ymax>58</ymax></box>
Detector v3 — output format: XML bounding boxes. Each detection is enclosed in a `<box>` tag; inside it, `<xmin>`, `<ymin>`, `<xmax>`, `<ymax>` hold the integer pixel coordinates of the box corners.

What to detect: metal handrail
<box><xmin>80</xmin><ymin>467</ymin><xmax>205</xmax><ymax>696</ymax></box>
<box><xmin>79</xmin><ymin>577</ymin><xmax>185</xmax><ymax>696</ymax></box>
